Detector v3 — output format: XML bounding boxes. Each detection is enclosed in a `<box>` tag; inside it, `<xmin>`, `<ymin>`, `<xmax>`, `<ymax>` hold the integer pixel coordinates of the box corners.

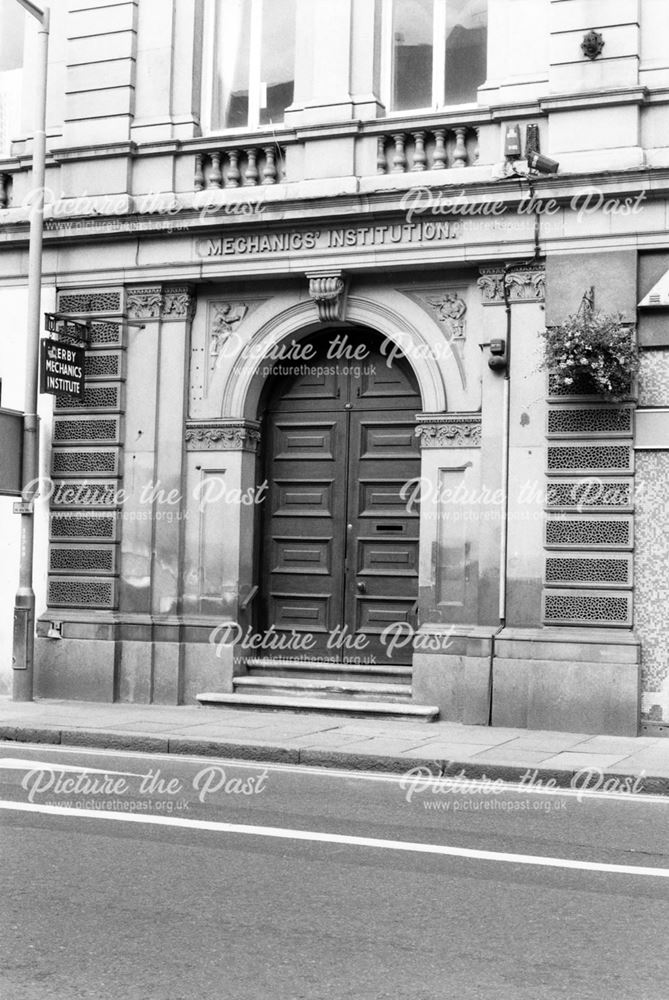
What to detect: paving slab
<box><xmin>467</xmin><ymin>748</ymin><xmax>558</xmax><ymax>767</ymax></box>
<box><xmin>539</xmin><ymin>752</ymin><xmax>633</xmax><ymax>770</ymax></box>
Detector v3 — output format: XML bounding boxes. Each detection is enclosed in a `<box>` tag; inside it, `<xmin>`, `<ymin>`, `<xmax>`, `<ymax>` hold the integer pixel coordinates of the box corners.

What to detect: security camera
<box><xmin>527</xmin><ymin>151</ymin><xmax>559</xmax><ymax>175</ymax></box>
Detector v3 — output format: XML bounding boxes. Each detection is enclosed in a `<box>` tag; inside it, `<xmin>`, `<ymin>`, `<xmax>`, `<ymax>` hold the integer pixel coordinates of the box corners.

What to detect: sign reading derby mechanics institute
<box><xmin>40</xmin><ymin>338</ymin><xmax>85</xmax><ymax>398</ymax></box>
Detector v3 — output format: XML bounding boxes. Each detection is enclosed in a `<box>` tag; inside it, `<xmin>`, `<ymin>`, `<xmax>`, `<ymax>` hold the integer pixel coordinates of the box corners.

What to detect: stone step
<box><xmin>196</xmin><ymin>692</ymin><xmax>439</xmax><ymax>722</ymax></box>
<box><xmin>244</xmin><ymin>657</ymin><xmax>412</xmax><ymax>686</ymax></box>
<box><xmin>234</xmin><ymin>675</ymin><xmax>412</xmax><ymax>702</ymax></box>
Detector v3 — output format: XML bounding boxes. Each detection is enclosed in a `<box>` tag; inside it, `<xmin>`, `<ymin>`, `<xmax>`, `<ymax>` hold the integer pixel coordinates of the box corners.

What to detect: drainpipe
<box><xmin>489</xmin><ymin>179</ymin><xmax>542</xmax><ymax>721</ymax></box>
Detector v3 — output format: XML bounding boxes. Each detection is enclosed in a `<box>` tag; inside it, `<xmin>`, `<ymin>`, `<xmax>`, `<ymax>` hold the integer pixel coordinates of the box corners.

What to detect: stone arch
<box><xmin>219</xmin><ymin>296</ymin><xmax>453</xmax><ymax>418</ymax></box>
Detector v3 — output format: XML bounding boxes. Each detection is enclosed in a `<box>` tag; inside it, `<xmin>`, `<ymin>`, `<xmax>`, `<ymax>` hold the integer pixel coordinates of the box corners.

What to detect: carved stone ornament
<box><xmin>307</xmin><ymin>270</ymin><xmax>347</xmax><ymax>322</ymax></box>
<box><xmin>185</xmin><ymin>421</ymin><xmax>261</xmax><ymax>452</ymax></box>
<box><xmin>581</xmin><ymin>30</ymin><xmax>605</xmax><ymax>60</ymax></box>
<box><xmin>425</xmin><ymin>292</ymin><xmax>467</xmax><ymax>340</ymax></box>
<box><xmin>162</xmin><ymin>286</ymin><xmax>196</xmax><ymax>320</ymax></box>
<box><xmin>478</xmin><ymin>266</ymin><xmax>545</xmax><ymax>305</ymax></box>
<box><xmin>126</xmin><ymin>285</ymin><xmax>195</xmax><ymax>321</ymax></box>
<box><xmin>415</xmin><ymin>415</ymin><xmax>482</xmax><ymax>448</ymax></box>
<box><xmin>127</xmin><ymin>286</ymin><xmax>163</xmax><ymax>320</ymax></box>
<box><xmin>209</xmin><ymin>302</ymin><xmax>249</xmax><ymax>369</ymax></box>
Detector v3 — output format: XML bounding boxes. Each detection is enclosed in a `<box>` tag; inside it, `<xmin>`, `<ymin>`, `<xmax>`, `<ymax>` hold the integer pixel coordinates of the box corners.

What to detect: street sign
<box><xmin>40</xmin><ymin>337</ymin><xmax>86</xmax><ymax>398</ymax></box>
<box><xmin>0</xmin><ymin>406</ymin><xmax>23</xmax><ymax>496</ymax></box>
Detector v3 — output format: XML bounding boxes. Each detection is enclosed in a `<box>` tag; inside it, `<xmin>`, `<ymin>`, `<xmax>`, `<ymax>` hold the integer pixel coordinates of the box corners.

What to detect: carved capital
<box><xmin>162</xmin><ymin>285</ymin><xmax>196</xmax><ymax>321</ymax></box>
<box><xmin>126</xmin><ymin>285</ymin><xmax>196</xmax><ymax>321</ymax></box>
<box><xmin>307</xmin><ymin>269</ymin><xmax>347</xmax><ymax>322</ymax></box>
<box><xmin>415</xmin><ymin>414</ymin><xmax>482</xmax><ymax>448</ymax></box>
<box><xmin>478</xmin><ymin>266</ymin><xmax>545</xmax><ymax>305</ymax></box>
<box><xmin>185</xmin><ymin>420</ymin><xmax>261</xmax><ymax>452</ymax></box>
<box><xmin>127</xmin><ymin>286</ymin><xmax>163</xmax><ymax>321</ymax></box>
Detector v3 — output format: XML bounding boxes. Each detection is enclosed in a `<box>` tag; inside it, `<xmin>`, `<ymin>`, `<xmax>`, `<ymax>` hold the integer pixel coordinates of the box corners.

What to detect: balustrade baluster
<box><xmin>411</xmin><ymin>131</ymin><xmax>427</xmax><ymax>171</ymax></box>
<box><xmin>453</xmin><ymin>127</ymin><xmax>468</xmax><ymax>169</ymax></box>
<box><xmin>227</xmin><ymin>149</ymin><xmax>241</xmax><ymax>188</ymax></box>
<box><xmin>377</xmin><ymin>137</ymin><xmax>387</xmax><ymax>174</ymax></box>
<box><xmin>432</xmin><ymin>129</ymin><xmax>447</xmax><ymax>169</ymax></box>
<box><xmin>209</xmin><ymin>151</ymin><xmax>223</xmax><ymax>189</ymax></box>
<box><xmin>263</xmin><ymin>146</ymin><xmax>278</xmax><ymax>184</ymax></box>
<box><xmin>194</xmin><ymin>154</ymin><xmax>204</xmax><ymax>192</ymax></box>
<box><xmin>391</xmin><ymin>133</ymin><xmax>407</xmax><ymax>173</ymax></box>
<box><xmin>244</xmin><ymin>148</ymin><xmax>259</xmax><ymax>186</ymax></box>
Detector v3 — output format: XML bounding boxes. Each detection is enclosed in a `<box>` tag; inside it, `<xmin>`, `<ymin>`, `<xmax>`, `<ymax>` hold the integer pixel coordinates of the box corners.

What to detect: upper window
<box><xmin>383</xmin><ymin>0</ymin><xmax>487</xmax><ymax>112</ymax></box>
<box><xmin>0</xmin><ymin>2</ymin><xmax>25</xmax><ymax>156</ymax></box>
<box><xmin>206</xmin><ymin>0</ymin><xmax>296</xmax><ymax>132</ymax></box>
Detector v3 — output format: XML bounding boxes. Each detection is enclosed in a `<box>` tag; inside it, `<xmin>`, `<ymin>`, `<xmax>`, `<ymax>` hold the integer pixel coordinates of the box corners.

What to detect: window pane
<box><xmin>215</xmin><ymin>0</ymin><xmax>251</xmax><ymax>128</ymax></box>
<box><xmin>0</xmin><ymin>3</ymin><xmax>24</xmax><ymax>156</ymax></box>
<box><xmin>445</xmin><ymin>0</ymin><xmax>487</xmax><ymax>105</ymax></box>
<box><xmin>391</xmin><ymin>0</ymin><xmax>434</xmax><ymax>111</ymax></box>
<box><xmin>0</xmin><ymin>3</ymin><xmax>24</xmax><ymax>72</ymax></box>
<box><xmin>260</xmin><ymin>0</ymin><xmax>296</xmax><ymax>126</ymax></box>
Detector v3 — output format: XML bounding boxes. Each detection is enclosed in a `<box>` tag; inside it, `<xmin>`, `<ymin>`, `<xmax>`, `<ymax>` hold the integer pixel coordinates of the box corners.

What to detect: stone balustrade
<box><xmin>376</xmin><ymin>126</ymin><xmax>479</xmax><ymax>173</ymax></box>
<box><xmin>194</xmin><ymin>144</ymin><xmax>287</xmax><ymax>191</ymax></box>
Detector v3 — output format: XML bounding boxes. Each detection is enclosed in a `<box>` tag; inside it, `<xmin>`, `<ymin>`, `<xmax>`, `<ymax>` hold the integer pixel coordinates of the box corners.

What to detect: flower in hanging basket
<box><xmin>540</xmin><ymin>310</ymin><xmax>639</xmax><ymax>400</ymax></box>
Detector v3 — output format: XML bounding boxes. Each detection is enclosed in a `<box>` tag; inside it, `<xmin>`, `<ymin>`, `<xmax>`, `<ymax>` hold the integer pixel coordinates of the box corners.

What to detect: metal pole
<box><xmin>12</xmin><ymin>4</ymin><xmax>50</xmax><ymax>700</ymax></box>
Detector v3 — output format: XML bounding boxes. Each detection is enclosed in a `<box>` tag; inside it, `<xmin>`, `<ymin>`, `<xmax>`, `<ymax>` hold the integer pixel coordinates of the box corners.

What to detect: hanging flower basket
<box><xmin>541</xmin><ymin>309</ymin><xmax>639</xmax><ymax>401</ymax></box>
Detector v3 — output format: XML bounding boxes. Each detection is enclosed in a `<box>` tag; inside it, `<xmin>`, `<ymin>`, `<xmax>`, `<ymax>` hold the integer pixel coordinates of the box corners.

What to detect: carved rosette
<box><xmin>185</xmin><ymin>421</ymin><xmax>261</xmax><ymax>452</ymax></box>
<box><xmin>478</xmin><ymin>266</ymin><xmax>545</xmax><ymax>305</ymax></box>
<box><xmin>307</xmin><ymin>270</ymin><xmax>347</xmax><ymax>322</ymax></box>
<box><xmin>126</xmin><ymin>285</ymin><xmax>196</xmax><ymax>321</ymax></box>
<box><xmin>415</xmin><ymin>415</ymin><xmax>482</xmax><ymax>448</ymax></box>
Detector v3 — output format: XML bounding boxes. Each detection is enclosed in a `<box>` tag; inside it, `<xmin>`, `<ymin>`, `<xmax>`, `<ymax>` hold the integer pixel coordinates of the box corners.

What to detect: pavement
<box><xmin>2</xmin><ymin>696</ymin><xmax>669</xmax><ymax>794</ymax></box>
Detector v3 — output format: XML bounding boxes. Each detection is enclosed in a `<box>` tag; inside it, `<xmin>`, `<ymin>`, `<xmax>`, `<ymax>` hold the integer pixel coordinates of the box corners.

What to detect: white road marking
<box><xmin>2</xmin><ymin>741</ymin><xmax>668</xmax><ymax>804</ymax></box>
<box><xmin>1</xmin><ymin>799</ymin><xmax>668</xmax><ymax>878</ymax></box>
<box><xmin>0</xmin><ymin>758</ymin><xmax>143</xmax><ymax>778</ymax></box>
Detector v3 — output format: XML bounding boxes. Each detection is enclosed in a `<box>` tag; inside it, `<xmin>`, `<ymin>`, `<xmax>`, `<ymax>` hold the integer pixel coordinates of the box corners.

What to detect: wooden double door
<box><xmin>259</xmin><ymin>330</ymin><xmax>421</xmax><ymax>665</ymax></box>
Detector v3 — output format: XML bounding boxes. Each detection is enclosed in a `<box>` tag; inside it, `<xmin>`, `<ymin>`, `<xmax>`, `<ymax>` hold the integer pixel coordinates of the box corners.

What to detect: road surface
<box><xmin>1</xmin><ymin>741</ymin><xmax>668</xmax><ymax>999</ymax></box>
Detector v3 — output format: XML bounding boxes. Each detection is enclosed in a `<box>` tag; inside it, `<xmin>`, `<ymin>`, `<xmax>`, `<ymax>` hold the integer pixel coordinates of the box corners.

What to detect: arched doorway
<box><xmin>258</xmin><ymin>328</ymin><xmax>422</xmax><ymax>665</ymax></box>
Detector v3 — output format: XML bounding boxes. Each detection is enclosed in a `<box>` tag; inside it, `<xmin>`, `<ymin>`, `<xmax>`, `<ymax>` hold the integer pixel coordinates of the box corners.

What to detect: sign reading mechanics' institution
<box><xmin>196</xmin><ymin>220</ymin><xmax>463</xmax><ymax>259</ymax></box>
<box><xmin>40</xmin><ymin>338</ymin><xmax>86</xmax><ymax>398</ymax></box>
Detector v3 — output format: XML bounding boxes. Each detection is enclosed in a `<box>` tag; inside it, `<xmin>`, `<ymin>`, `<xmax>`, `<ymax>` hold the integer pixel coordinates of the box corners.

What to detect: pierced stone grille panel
<box><xmin>543</xmin><ymin>590</ymin><xmax>632</xmax><ymax>626</ymax></box>
<box><xmin>90</xmin><ymin>322</ymin><xmax>123</xmax><ymax>347</ymax></box>
<box><xmin>50</xmin><ymin>512</ymin><xmax>118</xmax><ymax>541</ymax></box>
<box><xmin>58</xmin><ymin>292</ymin><xmax>121</xmax><ymax>314</ymax></box>
<box><xmin>54</xmin><ymin>384</ymin><xmax>122</xmax><ymax>412</ymax></box>
<box><xmin>547</xmin><ymin>444</ymin><xmax>633</xmax><ymax>473</ymax></box>
<box><xmin>53</xmin><ymin>418</ymin><xmax>120</xmax><ymax>444</ymax></box>
<box><xmin>85</xmin><ymin>352</ymin><xmax>123</xmax><ymax>380</ymax></box>
<box><xmin>545</xmin><ymin>478</ymin><xmax>633</xmax><ymax>509</ymax></box>
<box><xmin>547</xmin><ymin>407</ymin><xmax>633</xmax><ymax>438</ymax></box>
<box><xmin>50</xmin><ymin>480</ymin><xmax>123</xmax><ymax>509</ymax></box>
<box><xmin>51</xmin><ymin>448</ymin><xmax>120</xmax><ymax>477</ymax></box>
<box><xmin>47</xmin><ymin>576</ymin><xmax>116</xmax><ymax>609</ymax></box>
<box><xmin>545</xmin><ymin>516</ymin><xmax>632</xmax><ymax>549</ymax></box>
<box><xmin>49</xmin><ymin>545</ymin><xmax>117</xmax><ymax>575</ymax></box>
<box><xmin>544</xmin><ymin>555</ymin><xmax>632</xmax><ymax>587</ymax></box>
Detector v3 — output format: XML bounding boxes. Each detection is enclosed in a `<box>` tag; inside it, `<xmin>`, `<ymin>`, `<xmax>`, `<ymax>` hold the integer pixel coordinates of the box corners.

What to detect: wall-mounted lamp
<box><xmin>488</xmin><ymin>338</ymin><xmax>508</xmax><ymax>372</ymax></box>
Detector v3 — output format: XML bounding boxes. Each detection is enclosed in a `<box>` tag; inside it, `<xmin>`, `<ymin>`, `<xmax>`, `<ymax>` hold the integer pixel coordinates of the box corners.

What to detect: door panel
<box><xmin>261</xmin><ymin>330</ymin><xmax>421</xmax><ymax>665</ymax></box>
<box><xmin>345</xmin><ymin>412</ymin><xmax>420</xmax><ymax>663</ymax></box>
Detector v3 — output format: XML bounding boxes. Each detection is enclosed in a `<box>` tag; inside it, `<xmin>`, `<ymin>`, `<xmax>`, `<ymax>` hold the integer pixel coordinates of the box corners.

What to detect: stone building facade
<box><xmin>1</xmin><ymin>0</ymin><xmax>669</xmax><ymax>736</ymax></box>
